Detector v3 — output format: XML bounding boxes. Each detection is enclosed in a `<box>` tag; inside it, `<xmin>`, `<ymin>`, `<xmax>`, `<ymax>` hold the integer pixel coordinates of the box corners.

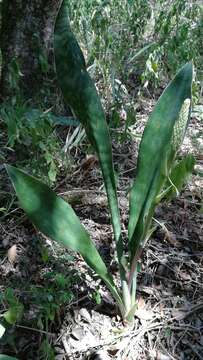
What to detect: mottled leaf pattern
<box><xmin>172</xmin><ymin>98</ymin><xmax>191</xmax><ymax>151</ymax></box>
<box><xmin>6</xmin><ymin>165</ymin><xmax>124</xmax><ymax>313</ymax></box>
<box><xmin>128</xmin><ymin>63</ymin><xmax>193</xmax><ymax>260</ymax></box>
<box><xmin>54</xmin><ymin>0</ymin><xmax>122</xmax><ymax>261</ymax></box>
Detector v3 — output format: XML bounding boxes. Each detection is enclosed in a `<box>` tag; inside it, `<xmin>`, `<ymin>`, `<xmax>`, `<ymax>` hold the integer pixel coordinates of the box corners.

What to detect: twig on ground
<box><xmin>16</xmin><ymin>324</ymin><xmax>55</xmax><ymax>337</ymax></box>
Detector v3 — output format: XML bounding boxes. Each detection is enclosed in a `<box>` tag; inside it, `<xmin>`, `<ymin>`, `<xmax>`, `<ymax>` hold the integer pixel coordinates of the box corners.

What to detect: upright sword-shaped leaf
<box><xmin>54</xmin><ymin>0</ymin><xmax>125</xmax><ymax>278</ymax></box>
<box><xmin>128</xmin><ymin>63</ymin><xmax>193</xmax><ymax>261</ymax></box>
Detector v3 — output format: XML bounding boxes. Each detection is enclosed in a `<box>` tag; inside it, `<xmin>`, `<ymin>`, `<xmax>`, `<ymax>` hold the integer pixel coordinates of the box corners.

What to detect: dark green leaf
<box><xmin>6</xmin><ymin>165</ymin><xmax>124</xmax><ymax>312</ymax></box>
<box><xmin>3</xmin><ymin>304</ymin><xmax>24</xmax><ymax>325</ymax></box>
<box><xmin>128</xmin><ymin>63</ymin><xmax>193</xmax><ymax>259</ymax></box>
<box><xmin>54</xmin><ymin>0</ymin><xmax>122</xmax><ymax>261</ymax></box>
<box><xmin>49</xmin><ymin>115</ymin><xmax>79</xmax><ymax>126</ymax></box>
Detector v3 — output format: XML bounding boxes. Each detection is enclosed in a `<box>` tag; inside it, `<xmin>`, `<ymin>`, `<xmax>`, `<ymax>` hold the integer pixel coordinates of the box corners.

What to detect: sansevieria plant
<box><xmin>6</xmin><ymin>0</ymin><xmax>194</xmax><ymax>322</ymax></box>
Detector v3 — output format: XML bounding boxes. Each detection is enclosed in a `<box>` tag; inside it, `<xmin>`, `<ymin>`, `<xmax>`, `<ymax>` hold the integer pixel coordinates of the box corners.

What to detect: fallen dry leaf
<box><xmin>135</xmin><ymin>298</ymin><xmax>154</xmax><ymax>321</ymax></box>
<box><xmin>81</xmin><ymin>155</ymin><xmax>98</xmax><ymax>175</ymax></box>
<box><xmin>137</xmin><ymin>296</ymin><xmax>146</xmax><ymax>310</ymax></box>
<box><xmin>178</xmin><ymin>270</ymin><xmax>191</xmax><ymax>281</ymax></box>
<box><xmin>164</xmin><ymin>230</ymin><xmax>181</xmax><ymax>247</ymax></box>
<box><xmin>7</xmin><ymin>244</ymin><xmax>17</xmax><ymax>264</ymax></box>
<box><xmin>135</xmin><ymin>308</ymin><xmax>154</xmax><ymax>321</ymax></box>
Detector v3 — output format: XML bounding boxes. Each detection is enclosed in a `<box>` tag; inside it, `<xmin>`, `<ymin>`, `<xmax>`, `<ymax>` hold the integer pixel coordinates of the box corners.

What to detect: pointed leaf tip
<box><xmin>128</xmin><ymin>62</ymin><xmax>193</xmax><ymax>259</ymax></box>
<box><xmin>54</xmin><ymin>0</ymin><xmax>122</xmax><ymax>255</ymax></box>
<box><xmin>6</xmin><ymin>165</ymin><xmax>123</xmax><ymax>311</ymax></box>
